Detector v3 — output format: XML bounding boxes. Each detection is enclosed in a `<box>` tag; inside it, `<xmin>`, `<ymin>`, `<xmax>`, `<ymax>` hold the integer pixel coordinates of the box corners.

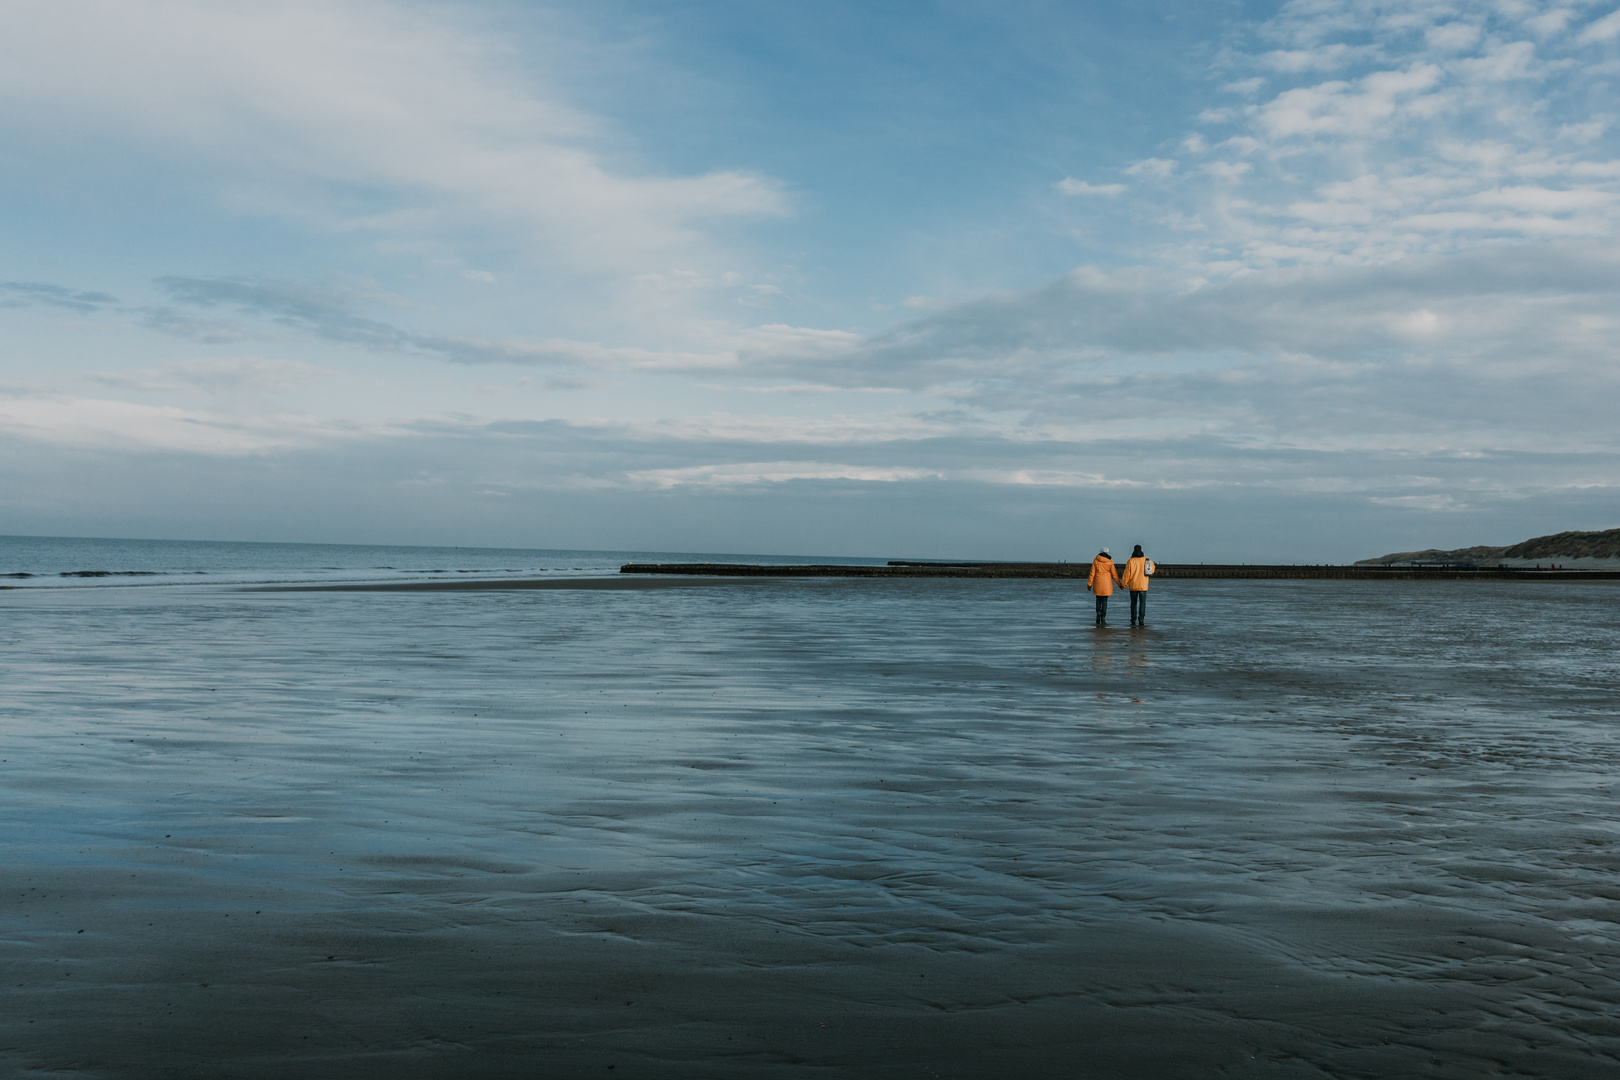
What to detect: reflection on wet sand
<box><xmin>2</xmin><ymin>578</ymin><xmax>1618</xmax><ymax>1078</ymax></box>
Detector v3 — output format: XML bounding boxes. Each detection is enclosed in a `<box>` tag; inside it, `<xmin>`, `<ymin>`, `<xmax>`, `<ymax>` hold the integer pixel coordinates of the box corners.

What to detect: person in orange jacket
<box><xmin>1087</xmin><ymin>548</ymin><xmax>1122</xmax><ymax>625</ymax></box>
<box><xmin>1120</xmin><ymin>544</ymin><xmax>1154</xmax><ymax>626</ymax></box>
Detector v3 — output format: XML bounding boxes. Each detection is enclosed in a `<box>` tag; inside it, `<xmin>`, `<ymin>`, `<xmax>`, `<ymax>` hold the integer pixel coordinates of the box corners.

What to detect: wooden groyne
<box><xmin>620</xmin><ymin>562</ymin><xmax>1620</xmax><ymax>581</ymax></box>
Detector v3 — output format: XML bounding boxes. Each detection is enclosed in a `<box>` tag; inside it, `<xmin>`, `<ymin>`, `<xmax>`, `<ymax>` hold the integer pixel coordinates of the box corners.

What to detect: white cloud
<box><xmin>1426</xmin><ymin>21</ymin><xmax>1483</xmax><ymax>51</ymax></box>
<box><xmin>1124</xmin><ymin>158</ymin><xmax>1178</xmax><ymax>178</ymax></box>
<box><xmin>626</xmin><ymin>462</ymin><xmax>942</xmax><ymax>488</ymax></box>
<box><xmin>728</xmin><ymin>323</ymin><xmax>865</xmax><ymax>364</ymax></box>
<box><xmin>1384</xmin><ymin>308</ymin><xmax>1446</xmax><ymax>338</ymax></box>
<box><xmin>1223</xmin><ymin>77</ymin><xmax>1267</xmax><ymax>95</ymax></box>
<box><xmin>1055</xmin><ymin>178</ymin><xmax>1127</xmax><ymax>196</ymax></box>
<box><xmin>1147</xmin><ymin>1</ymin><xmax>1620</xmax><ymax>268</ymax></box>
<box><xmin>617</xmin><ymin>412</ymin><xmax>953</xmax><ymax>445</ymax></box>
<box><xmin>1369</xmin><ymin>494</ymin><xmax>1469</xmax><ymax>511</ymax></box>
<box><xmin>1204</xmin><ymin>161</ymin><xmax>1253</xmax><ymax>181</ymax></box>
<box><xmin>716</xmin><ymin>238</ymin><xmax>1620</xmax><ymax>467</ymax></box>
<box><xmin>1258</xmin><ymin>65</ymin><xmax>1442</xmax><ymax>139</ymax></box>
<box><xmin>1260</xmin><ymin>43</ymin><xmax>1372</xmax><ymax>73</ymax></box>
<box><xmin>1558</xmin><ymin>120</ymin><xmax>1608</xmax><ymax>142</ymax></box>
<box><xmin>0</xmin><ymin>1</ymin><xmax>786</xmax><ymax>285</ymax></box>
<box><xmin>1463</xmin><ymin>185</ymin><xmax>1616</xmax><ymax>212</ymax></box>
<box><xmin>1578</xmin><ymin>7</ymin><xmax>1620</xmax><ymax>43</ymax></box>
<box><xmin>1523</xmin><ymin>9</ymin><xmax>1575</xmax><ymax>39</ymax></box>
<box><xmin>86</xmin><ymin>357</ymin><xmax>331</xmax><ymax>395</ymax></box>
<box><xmin>0</xmin><ymin>390</ymin><xmax>384</xmax><ymax>454</ymax></box>
<box><xmin>962</xmin><ymin>469</ymin><xmax>1149</xmax><ymax>488</ymax></box>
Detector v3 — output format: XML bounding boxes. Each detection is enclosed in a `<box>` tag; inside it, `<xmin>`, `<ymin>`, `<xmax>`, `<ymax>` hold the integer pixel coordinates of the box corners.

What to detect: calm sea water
<box><xmin>2</xmin><ymin>536</ymin><xmax>1618</xmax><ymax>1078</ymax></box>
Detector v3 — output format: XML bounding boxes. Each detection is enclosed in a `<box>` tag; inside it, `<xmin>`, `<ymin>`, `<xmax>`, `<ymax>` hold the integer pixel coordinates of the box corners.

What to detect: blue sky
<box><xmin>2</xmin><ymin>0</ymin><xmax>1618</xmax><ymax>561</ymax></box>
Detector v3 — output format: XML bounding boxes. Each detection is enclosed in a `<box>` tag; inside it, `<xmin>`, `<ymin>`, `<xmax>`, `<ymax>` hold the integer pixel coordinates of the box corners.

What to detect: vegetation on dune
<box><xmin>1358</xmin><ymin>529</ymin><xmax>1620</xmax><ymax>566</ymax></box>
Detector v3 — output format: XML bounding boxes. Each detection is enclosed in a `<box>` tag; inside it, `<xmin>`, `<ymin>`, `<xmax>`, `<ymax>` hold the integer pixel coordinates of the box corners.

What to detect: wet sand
<box><xmin>3</xmin><ymin>579</ymin><xmax>1619</xmax><ymax>1077</ymax></box>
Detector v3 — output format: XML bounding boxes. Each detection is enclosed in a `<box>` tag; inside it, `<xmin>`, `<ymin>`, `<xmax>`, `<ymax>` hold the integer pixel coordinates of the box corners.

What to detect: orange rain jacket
<box><xmin>1120</xmin><ymin>555</ymin><xmax>1151</xmax><ymax>592</ymax></box>
<box><xmin>1088</xmin><ymin>554</ymin><xmax>1122</xmax><ymax>596</ymax></box>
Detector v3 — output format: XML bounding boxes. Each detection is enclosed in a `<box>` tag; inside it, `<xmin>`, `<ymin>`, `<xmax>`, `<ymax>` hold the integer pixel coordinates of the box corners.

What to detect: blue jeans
<box><xmin>1095</xmin><ymin>594</ymin><xmax>1109</xmax><ymax>621</ymax></box>
<box><xmin>1129</xmin><ymin>590</ymin><xmax>1147</xmax><ymax>623</ymax></box>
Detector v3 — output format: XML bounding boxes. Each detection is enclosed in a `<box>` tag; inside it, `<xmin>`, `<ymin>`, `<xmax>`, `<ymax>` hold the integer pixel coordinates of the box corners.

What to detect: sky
<box><xmin>2</xmin><ymin>0</ymin><xmax>1618</xmax><ymax>561</ymax></box>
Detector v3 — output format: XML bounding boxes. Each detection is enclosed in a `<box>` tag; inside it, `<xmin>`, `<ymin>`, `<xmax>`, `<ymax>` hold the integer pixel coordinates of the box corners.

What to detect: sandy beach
<box><xmin>4</xmin><ymin>577</ymin><xmax>1619</xmax><ymax>1077</ymax></box>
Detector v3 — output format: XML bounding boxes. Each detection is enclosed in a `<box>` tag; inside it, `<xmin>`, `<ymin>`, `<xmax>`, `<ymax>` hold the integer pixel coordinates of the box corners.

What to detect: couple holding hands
<box><xmin>1088</xmin><ymin>545</ymin><xmax>1153</xmax><ymax>627</ymax></box>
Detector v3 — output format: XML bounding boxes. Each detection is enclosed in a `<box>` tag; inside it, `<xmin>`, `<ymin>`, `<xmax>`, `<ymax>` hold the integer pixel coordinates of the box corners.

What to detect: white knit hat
<box><xmin>1101</xmin><ymin>548</ymin><xmax>1110</xmax><ymax>555</ymax></box>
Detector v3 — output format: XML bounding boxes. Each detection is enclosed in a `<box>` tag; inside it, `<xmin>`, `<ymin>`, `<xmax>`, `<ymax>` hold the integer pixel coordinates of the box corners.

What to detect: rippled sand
<box><xmin>3</xmin><ymin>578</ymin><xmax>1618</xmax><ymax>1078</ymax></box>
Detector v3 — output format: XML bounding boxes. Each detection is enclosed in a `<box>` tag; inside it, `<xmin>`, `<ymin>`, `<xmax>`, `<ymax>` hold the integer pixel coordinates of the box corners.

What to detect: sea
<box><xmin>3</xmin><ymin>534</ymin><xmax>1618</xmax><ymax>1078</ymax></box>
<box><xmin>0</xmin><ymin>533</ymin><xmax>887</xmax><ymax>588</ymax></box>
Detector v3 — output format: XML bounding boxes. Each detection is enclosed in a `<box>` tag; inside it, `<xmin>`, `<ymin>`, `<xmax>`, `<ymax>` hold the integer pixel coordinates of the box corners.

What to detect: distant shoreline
<box><xmin>9</xmin><ymin>563</ymin><xmax>1616</xmax><ymax>594</ymax></box>
<box><xmin>621</xmin><ymin>562</ymin><xmax>1620</xmax><ymax>581</ymax></box>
